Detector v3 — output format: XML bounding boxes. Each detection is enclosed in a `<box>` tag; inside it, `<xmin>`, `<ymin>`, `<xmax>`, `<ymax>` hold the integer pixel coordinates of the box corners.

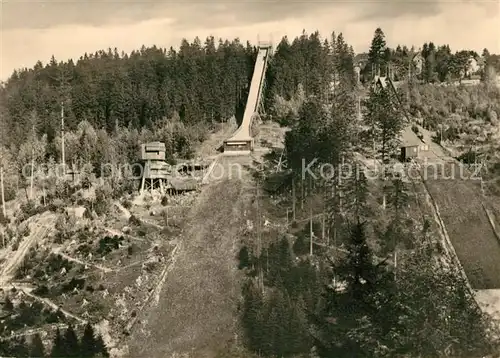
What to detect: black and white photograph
<box><xmin>1</xmin><ymin>0</ymin><xmax>500</xmax><ymax>357</ymax></box>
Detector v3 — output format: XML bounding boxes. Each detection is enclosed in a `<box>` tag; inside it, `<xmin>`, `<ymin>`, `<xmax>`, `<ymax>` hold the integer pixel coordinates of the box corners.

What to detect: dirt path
<box><xmin>51</xmin><ymin>248</ymin><xmax>113</xmax><ymax>273</ymax></box>
<box><xmin>127</xmin><ymin>174</ymin><xmax>249</xmax><ymax>357</ymax></box>
<box><xmin>20</xmin><ymin>289</ymin><xmax>86</xmax><ymax>324</ymax></box>
<box><xmin>0</xmin><ymin>212</ymin><xmax>56</xmax><ymax>286</ymax></box>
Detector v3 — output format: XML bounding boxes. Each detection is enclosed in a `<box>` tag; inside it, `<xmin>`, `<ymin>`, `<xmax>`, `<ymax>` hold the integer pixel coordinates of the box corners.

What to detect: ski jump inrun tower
<box><xmin>223</xmin><ymin>41</ymin><xmax>272</xmax><ymax>153</ymax></box>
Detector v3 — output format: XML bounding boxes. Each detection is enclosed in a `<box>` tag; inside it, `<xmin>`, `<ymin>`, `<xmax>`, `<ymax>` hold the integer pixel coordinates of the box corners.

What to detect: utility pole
<box><xmin>309</xmin><ymin>205</ymin><xmax>313</xmax><ymax>257</ymax></box>
<box><xmin>256</xmin><ymin>182</ymin><xmax>263</xmax><ymax>293</ymax></box>
<box><xmin>1</xmin><ymin>166</ymin><xmax>6</xmax><ymax>218</ymax></box>
<box><xmin>309</xmin><ymin>176</ymin><xmax>313</xmax><ymax>257</ymax></box>
<box><xmin>30</xmin><ymin>124</ymin><xmax>35</xmax><ymax>200</ymax></box>
<box><xmin>61</xmin><ymin>102</ymin><xmax>66</xmax><ymax>176</ymax></box>
<box><xmin>407</xmin><ymin>54</ymin><xmax>413</xmax><ymax>104</ymax></box>
<box><xmin>292</xmin><ymin>177</ymin><xmax>296</xmax><ymax>221</ymax></box>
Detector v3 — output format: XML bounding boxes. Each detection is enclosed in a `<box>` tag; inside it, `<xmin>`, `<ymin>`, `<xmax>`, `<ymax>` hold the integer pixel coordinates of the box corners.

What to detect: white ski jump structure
<box><xmin>223</xmin><ymin>41</ymin><xmax>272</xmax><ymax>153</ymax></box>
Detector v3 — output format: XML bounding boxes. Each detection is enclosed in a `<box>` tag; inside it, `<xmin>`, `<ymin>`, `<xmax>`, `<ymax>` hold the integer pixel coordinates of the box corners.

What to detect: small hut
<box><xmin>167</xmin><ymin>178</ymin><xmax>199</xmax><ymax>195</ymax></box>
<box><xmin>400</xmin><ymin>127</ymin><xmax>422</xmax><ymax>161</ymax></box>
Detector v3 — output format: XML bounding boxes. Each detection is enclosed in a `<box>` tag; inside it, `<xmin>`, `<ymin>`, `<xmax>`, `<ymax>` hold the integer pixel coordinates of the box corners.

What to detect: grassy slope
<box><xmin>424</xmin><ymin>164</ymin><xmax>500</xmax><ymax>289</ymax></box>
<box><xmin>127</xmin><ymin>175</ymin><xmax>249</xmax><ymax>357</ymax></box>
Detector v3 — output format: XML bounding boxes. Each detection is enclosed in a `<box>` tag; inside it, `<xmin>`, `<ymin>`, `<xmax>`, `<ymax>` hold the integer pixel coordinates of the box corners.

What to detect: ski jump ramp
<box><xmin>224</xmin><ymin>42</ymin><xmax>272</xmax><ymax>154</ymax></box>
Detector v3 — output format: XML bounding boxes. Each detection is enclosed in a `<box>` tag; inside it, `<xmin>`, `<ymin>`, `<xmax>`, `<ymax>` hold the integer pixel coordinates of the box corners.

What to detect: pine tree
<box><xmin>29</xmin><ymin>333</ymin><xmax>45</xmax><ymax>357</ymax></box>
<box><xmin>80</xmin><ymin>323</ymin><xmax>109</xmax><ymax>357</ymax></box>
<box><xmin>50</xmin><ymin>328</ymin><xmax>64</xmax><ymax>357</ymax></box>
<box><xmin>4</xmin><ymin>295</ymin><xmax>14</xmax><ymax>311</ymax></box>
<box><xmin>80</xmin><ymin>323</ymin><xmax>98</xmax><ymax>357</ymax></box>
<box><xmin>94</xmin><ymin>333</ymin><xmax>109</xmax><ymax>358</ymax></box>
<box><xmin>386</xmin><ymin>176</ymin><xmax>409</xmax><ymax>223</ymax></box>
<box><xmin>367</xmin><ymin>28</ymin><xmax>387</xmax><ymax>77</ymax></box>
<box><xmin>62</xmin><ymin>324</ymin><xmax>80</xmax><ymax>357</ymax></box>
<box><xmin>343</xmin><ymin>167</ymin><xmax>369</xmax><ymax>220</ymax></box>
<box><xmin>337</xmin><ymin>221</ymin><xmax>378</xmax><ymax>296</ymax></box>
<box><xmin>241</xmin><ymin>280</ymin><xmax>265</xmax><ymax>352</ymax></box>
<box><xmin>364</xmin><ymin>86</ymin><xmax>404</xmax><ymax>163</ymax></box>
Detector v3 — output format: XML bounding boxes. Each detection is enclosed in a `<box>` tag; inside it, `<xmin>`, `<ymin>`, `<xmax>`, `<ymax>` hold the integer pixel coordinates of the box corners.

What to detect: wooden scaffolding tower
<box><xmin>140</xmin><ymin>142</ymin><xmax>169</xmax><ymax>194</ymax></box>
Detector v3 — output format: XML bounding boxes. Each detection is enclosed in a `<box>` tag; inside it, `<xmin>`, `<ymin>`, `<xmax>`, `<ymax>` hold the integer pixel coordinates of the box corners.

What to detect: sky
<box><xmin>1</xmin><ymin>0</ymin><xmax>499</xmax><ymax>80</ymax></box>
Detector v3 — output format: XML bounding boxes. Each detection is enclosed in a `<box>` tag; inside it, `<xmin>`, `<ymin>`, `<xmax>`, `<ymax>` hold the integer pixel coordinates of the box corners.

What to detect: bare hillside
<box><xmin>127</xmin><ymin>175</ymin><xmax>251</xmax><ymax>357</ymax></box>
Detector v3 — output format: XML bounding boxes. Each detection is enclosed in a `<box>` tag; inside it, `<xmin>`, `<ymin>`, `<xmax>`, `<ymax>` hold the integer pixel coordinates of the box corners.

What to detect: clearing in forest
<box><xmin>127</xmin><ymin>159</ymin><xmax>253</xmax><ymax>357</ymax></box>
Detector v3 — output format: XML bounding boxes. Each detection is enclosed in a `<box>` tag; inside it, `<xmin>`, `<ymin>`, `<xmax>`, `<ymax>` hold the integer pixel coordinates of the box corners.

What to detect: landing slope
<box><xmin>424</xmin><ymin>164</ymin><xmax>500</xmax><ymax>289</ymax></box>
<box><xmin>128</xmin><ymin>175</ymin><xmax>250</xmax><ymax>357</ymax></box>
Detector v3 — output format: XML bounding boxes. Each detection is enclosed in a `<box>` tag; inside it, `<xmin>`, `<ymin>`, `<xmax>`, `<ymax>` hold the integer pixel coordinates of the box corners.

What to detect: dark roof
<box><xmin>170</xmin><ymin>177</ymin><xmax>198</xmax><ymax>191</ymax></box>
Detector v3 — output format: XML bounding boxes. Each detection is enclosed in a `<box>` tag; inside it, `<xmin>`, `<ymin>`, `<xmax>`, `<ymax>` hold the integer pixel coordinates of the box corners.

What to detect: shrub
<box><xmin>94</xmin><ymin>187</ymin><xmax>110</xmax><ymax>216</ymax></box>
<box><xmin>0</xmin><ymin>212</ymin><xmax>10</xmax><ymax>226</ymax></box>
<box><xmin>128</xmin><ymin>215</ymin><xmax>141</xmax><ymax>226</ymax></box>
<box><xmin>34</xmin><ymin>285</ymin><xmax>49</xmax><ymax>296</ymax></box>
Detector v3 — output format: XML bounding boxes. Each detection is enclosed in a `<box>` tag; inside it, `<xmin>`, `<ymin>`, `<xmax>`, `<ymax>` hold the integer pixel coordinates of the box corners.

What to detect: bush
<box><xmin>122</xmin><ymin>200</ymin><xmax>132</xmax><ymax>209</ymax></box>
<box><xmin>2</xmin><ymin>184</ymin><xmax>16</xmax><ymax>202</ymax></box>
<box><xmin>34</xmin><ymin>285</ymin><xmax>49</xmax><ymax>296</ymax></box>
<box><xmin>19</xmin><ymin>222</ymin><xmax>30</xmax><ymax>237</ymax></box>
<box><xmin>0</xmin><ymin>212</ymin><xmax>10</xmax><ymax>226</ymax></box>
<box><xmin>161</xmin><ymin>196</ymin><xmax>169</xmax><ymax>206</ymax></box>
<box><xmin>128</xmin><ymin>215</ymin><xmax>141</xmax><ymax>226</ymax></box>
<box><xmin>97</xmin><ymin>235</ymin><xmax>124</xmax><ymax>255</ymax></box>
<box><xmin>94</xmin><ymin>186</ymin><xmax>110</xmax><ymax>216</ymax></box>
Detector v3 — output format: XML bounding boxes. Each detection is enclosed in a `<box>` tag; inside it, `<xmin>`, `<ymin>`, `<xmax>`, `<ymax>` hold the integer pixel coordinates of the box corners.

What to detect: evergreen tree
<box><xmin>367</xmin><ymin>28</ymin><xmax>387</xmax><ymax>78</ymax></box>
<box><xmin>386</xmin><ymin>176</ymin><xmax>409</xmax><ymax>223</ymax></box>
<box><xmin>80</xmin><ymin>323</ymin><xmax>98</xmax><ymax>357</ymax></box>
<box><xmin>337</xmin><ymin>221</ymin><xmax>378</xmax><ymax>296</ymax></box>
<box><xmin>62</xmin><ymin>324</ymin><xmax>80</xmax><ymax>357</ymax></box>
<box><xmin>94</xmin><ymin>334</ymin><xmax>109</xmax><ymax>358</ymax></box>
<box><xmin>364</xmin><ymin>85</ymin><xmax>404</xmax><ymax>163</ymax></box>
<box><xmin>80</xmin><ymin>323</ymin><xmax>109</xmax><ymax>358</ymax></box>
<box><xmin>343</xmin><ymin>167</ymin><xmax>369</xmax><ymax>220</ymax></box>
<box><xmin>241</xmin><ymin>280</ymin><xmax>265</xmax><ymax>352</ymax></box>
<box><xmin>4</xmin><ymin>295</ymin><xmax>14</xmax><ymax>311</ymax></box>
<box><xmin>50</xmin><ymin>328</ymin><xmax>64</xmax><ymax>357</ymax></box>
<box><xmin>29</xmin><ymin>333</ymin><xmax>45</xmax><ymax>357</ymax></box>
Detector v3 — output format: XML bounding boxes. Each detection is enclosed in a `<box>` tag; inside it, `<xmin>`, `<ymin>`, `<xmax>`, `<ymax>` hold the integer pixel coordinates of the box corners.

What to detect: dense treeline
<box><xmin>239</xmin><ymin>224</ymin><xmax>496</xmax><ymax>357</ymax></box>
<box><xmin>0</xmin><ymin>322</ymin><xmax>108</xmax><ymax>357</ymax></box>
<box><xmin>1</xmin><ymin>38</ymin><xmax>257</xmax><ymax>147</ymax></box>
<box><xmin>3</xmin><ymin>27</ymin><xmax>497</xmax><ymax>151</ymax></box>
<box><xmin>359</xmin><ymin>28</ymin><xmax>500</xmax><ymax>83</ymax></box>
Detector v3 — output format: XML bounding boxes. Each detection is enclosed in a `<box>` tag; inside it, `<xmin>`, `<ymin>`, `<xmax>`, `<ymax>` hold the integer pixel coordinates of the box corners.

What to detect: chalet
<box><xmin>400</xmin><ymin>126</ymin><xmax>425</xmax><ymax>161</ymax></box>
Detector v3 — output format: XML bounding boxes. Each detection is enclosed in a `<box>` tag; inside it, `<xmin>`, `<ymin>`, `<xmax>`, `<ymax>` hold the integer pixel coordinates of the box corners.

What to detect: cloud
<box><xmin>354</xmin><ymin>0</ymin><xmax>442</xmax><ymax>21</ymax></box>
<box><xmin>1</xmin><ymin>0</ymin><xmax>171</xmax><ymax>30</ymax></box>
<box><xmin>1</xmin><ymin>1</ymin><xmax>499</xmax><ymax>80</ymax></box>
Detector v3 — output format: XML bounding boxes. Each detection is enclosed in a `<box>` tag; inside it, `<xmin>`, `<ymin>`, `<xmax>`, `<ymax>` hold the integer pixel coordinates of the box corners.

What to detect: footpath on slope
<box><xmin>0</xmin><ymin>212</ymin><xmax>57</xmax><ymax>287</ymax></box>
<box><xmin>127</xmin><ymin>157</ymin><xmax>253</xmax><ymax>358</ymax></box>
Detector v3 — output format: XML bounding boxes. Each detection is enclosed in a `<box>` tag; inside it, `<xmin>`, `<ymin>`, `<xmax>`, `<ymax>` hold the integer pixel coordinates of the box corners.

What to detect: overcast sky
<box><xmin>1</xmin><ymin>0</ymin><xmax>499</xmax><ymax>80</ymax></box>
